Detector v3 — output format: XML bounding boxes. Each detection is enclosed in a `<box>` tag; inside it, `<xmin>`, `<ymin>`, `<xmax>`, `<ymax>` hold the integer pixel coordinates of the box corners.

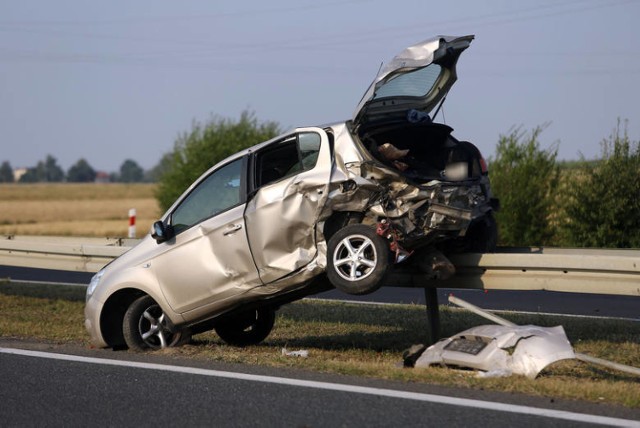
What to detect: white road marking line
<box><xmin>2</xmin><ymin>347</ymin><xmax>638</xmax><ymax>427</ymax></box>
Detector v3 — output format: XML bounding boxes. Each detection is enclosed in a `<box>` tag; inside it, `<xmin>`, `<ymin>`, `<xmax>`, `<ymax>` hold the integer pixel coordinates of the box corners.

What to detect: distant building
<box><xmin>95</xmin><ymin>171</ymin><xmax>110</xmax><ymax>183</ymax></box>
<box><xmin>13</xmin><ymin>167</ymin><xmax>28</xmax><ymax>182</ymax></box>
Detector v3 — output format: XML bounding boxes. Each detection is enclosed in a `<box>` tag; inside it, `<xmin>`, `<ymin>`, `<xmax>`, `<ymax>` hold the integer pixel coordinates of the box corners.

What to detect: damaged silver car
<box><xmin>85</xmin><ymin>34</ymin><xmax>498</xmax><ymax>351</ymax></box>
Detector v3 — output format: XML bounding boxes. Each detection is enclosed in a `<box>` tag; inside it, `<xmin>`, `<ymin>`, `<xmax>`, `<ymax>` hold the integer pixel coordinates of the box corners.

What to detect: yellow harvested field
<box><xmin>0</xmin><ymin>183</ymin><xmax>160</xmax><ymax>237</ymax></box>
<box><xmin>0</xmin><ymin>183</ymin><xmax>155</xmax><ymax>200</ymax></box>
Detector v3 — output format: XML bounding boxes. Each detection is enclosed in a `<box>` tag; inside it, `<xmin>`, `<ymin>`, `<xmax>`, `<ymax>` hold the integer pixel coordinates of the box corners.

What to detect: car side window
<box><xmin>171</xmin><ymin>158</ymin><xmax>244</xmax><ymax>234</ymax></box>
<box><xmin>255</xmin><ymin>132</ymin><xmax>321</xmax><ymax>188</ymax></box>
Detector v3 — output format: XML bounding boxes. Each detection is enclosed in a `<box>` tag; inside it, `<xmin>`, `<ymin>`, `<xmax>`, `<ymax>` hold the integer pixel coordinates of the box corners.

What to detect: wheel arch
<box><xmin>99</xmin><ymin>288</ymin><xmax>145</xmax><ymax>348</ymax></box>
<box><xmin>322</xmin><ymin>211</ymin><xmax>364</xmax><ymax>243</ymax></box>
<box><xmin>99</xmin><ymin>286</ymin><xmax>181</xmax><ymax>349</ymax></box>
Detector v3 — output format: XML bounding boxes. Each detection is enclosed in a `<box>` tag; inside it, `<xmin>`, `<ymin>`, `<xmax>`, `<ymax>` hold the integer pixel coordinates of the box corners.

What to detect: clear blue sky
<box><xmin>1</xmin><ymin>0</ymin><xmax>639</xmax><ymax>172</ymax></box>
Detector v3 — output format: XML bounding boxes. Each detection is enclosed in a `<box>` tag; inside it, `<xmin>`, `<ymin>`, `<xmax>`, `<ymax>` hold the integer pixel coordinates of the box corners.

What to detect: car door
<box><xmin>151</xmin><ymin>156</ymin><xmax>262</xmax><ymax>314</ymax></box>
<box><xmin>244</xmin><ymin>128</ymin><xmax>332</xmax><ymax>284</ymax></box>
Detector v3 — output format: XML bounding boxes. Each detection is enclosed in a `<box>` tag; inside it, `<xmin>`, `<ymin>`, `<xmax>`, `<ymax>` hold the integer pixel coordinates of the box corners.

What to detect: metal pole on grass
<box><xmin>424</xmin><ymin>287</ymin><xmax>440</xmax><ymax>345</ymax></box>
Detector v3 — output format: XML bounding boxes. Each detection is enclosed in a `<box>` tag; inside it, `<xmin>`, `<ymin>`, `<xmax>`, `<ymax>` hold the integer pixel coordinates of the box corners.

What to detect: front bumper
<box><xmin>84</xmin><ymin>297</ymin><xmax>108</xmax><ymax>348</ymax></box>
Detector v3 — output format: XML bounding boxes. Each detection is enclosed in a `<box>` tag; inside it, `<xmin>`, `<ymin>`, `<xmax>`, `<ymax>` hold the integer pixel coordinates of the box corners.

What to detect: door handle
<box><xmin>223</xmin><ymin>224</ymin><xmax>243</xmax><ymax>236</ymax></box>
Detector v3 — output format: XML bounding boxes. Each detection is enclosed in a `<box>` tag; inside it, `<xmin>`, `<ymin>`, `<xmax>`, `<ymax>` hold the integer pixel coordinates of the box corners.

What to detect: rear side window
<box><xmin>255</xmin><ymin>132</ymin><xmax>321</xmax><ymax>188</ymax></box>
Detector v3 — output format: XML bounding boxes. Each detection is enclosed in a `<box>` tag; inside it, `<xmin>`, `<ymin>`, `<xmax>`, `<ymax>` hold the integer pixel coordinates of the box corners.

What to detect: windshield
<box><xmin>373</xmin><ymin>64</ymin><xmax>442</xmax><ymax>99</ymax></box>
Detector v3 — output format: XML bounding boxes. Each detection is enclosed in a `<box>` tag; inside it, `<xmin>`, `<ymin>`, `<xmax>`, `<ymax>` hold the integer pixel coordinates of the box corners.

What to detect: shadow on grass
<box><xmin>0</xmin><ymin>281</ymin><xmax>86</xmax><ymax>301</ymax></box>
<box><xmin>3</xmin><ymin>280</ymin><xmax>637</xmax><ymax>349</ymax></box>
<box><xmin>265</xmin><ymin>332</ymin><xmax>425</xmax><ymax>353</ymax></box>
<box><xmin>272</xmin><ymin>301</ymin><xmax>640</xmax><ymax>349</ymax></box>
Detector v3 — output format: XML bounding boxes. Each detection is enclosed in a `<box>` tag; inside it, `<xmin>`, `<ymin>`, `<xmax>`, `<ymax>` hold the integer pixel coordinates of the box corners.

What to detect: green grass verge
<box><xmin>1</xmin><ymin>282</ymin><xmax>639</xmax><ymax>408</ymax></box>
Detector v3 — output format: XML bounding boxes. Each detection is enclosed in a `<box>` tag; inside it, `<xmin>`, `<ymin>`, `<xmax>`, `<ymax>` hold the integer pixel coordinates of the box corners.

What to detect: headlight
<box><xmin>86</xmin><ymin>269</ymin><xmax>105</xmax><ymax>301</ymax></box>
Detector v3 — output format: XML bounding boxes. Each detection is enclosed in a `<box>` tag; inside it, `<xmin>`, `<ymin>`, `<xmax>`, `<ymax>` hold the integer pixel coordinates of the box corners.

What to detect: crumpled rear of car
<box><xmin>320</xmin><ymin>121</ymin><xmax>496</xmax><ymax>256</ymax></box>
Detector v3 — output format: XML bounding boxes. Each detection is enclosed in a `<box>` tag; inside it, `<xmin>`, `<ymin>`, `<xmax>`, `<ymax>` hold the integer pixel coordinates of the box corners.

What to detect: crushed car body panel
<box><xmin>414</xmin><ymin>324</ymin><xmax>576</xmax><ymax>379</ymax></box>
<box><xmin>244</xmin><ymin>128</ymin><xmax>332</xmax><ymax>284</ymax></box>
<box><xmin>153</xmin><ymin>198</ymin><xmax>263</xmax><ymax>315</ymax></box>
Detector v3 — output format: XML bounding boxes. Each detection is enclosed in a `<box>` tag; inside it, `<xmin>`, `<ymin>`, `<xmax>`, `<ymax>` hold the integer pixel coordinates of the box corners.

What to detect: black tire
<box><xmin>122</xmin><ymin>295</ymin><xmax>186</xmax><ymax>351</ymax></box>
<box><xmin>326</xmin><ymin>224</ymin><xmax>390</xmax><ymax>295</ymax></box>
<box><xmin>214</xmin><ymin>308</ymin><xmax>276</xmax><ymax>347</ymax></box>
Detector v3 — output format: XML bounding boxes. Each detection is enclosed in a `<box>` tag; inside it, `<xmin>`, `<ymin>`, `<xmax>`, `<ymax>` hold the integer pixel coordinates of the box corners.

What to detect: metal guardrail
<box><xmin>448</xmin><ymin>247</ymin><xmax>640</xmax><ymax>297</ymax></box>
<box><xmin>1</xmin><ymin>235</ymin><xmax>639</xmax><ymax>297</ymax></box>
<box><xmin>0</xmin><ymin>235</ymin><xmax>137</xmax><ymax>273</ymax></box>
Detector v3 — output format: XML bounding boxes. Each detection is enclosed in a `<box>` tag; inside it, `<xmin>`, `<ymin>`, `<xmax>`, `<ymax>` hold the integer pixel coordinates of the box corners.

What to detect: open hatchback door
<box><xmin>353</xmin><ymin>35</ymin><xmax>474</xmax><ymax>132</ymax></box>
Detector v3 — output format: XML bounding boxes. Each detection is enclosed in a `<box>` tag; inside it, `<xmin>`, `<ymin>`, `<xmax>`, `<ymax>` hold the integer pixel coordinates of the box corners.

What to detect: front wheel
<box><xmin>214</xmin><ymin>308</ymin><xmax>276</xmax><ymax>347</ymax></box>
<box><xmin>122</xmin><ymin>295</ymin><xmax>188</xmax><ymax>351</ymax></box>
<box><xmin>326</xmin><ymin>224</ymin><xmax>390</xmax><ymax>295</ymax></box>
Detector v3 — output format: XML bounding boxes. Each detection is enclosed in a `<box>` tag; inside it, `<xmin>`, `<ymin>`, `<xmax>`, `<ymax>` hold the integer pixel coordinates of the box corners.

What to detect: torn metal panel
<box><xmin>414</xmin><ymin>324</ymin><xmax>576</xmax><ymax>379</ymax></box>
<box><xmin>322</xmin><ymin>123</ymin><xmax>493</xmax><ymax>256</ymax></box>
<box><xmin>321</xmin><ymin>177</ymin><xmax>381</xmax><ymax>213</ymax></box>
<box><xmin>330</xmin><ymin>123</ymin><xmax>372</xmax><ymax>167</ymax></box>
<box><xmin>324</xmin><ymin>160</ymin><xmax>485</xmax><ymax>247</ymax></box>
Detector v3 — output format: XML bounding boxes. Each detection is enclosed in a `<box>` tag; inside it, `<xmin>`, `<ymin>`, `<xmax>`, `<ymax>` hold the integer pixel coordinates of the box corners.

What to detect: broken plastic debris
<box><xmin>405</xmin><ymin>296</ymin><xmax>640</xmax><ymax>379</ymax></box>
<box><xmin>402</xmin><ymin>344</ymin><xmax>427</xmax><ymax>368</ymax></box>
<box><xmin>448</xmin><ymin>295</ymin><xmax>640</xmax><ymax>378</ymax></box>
<box><xmin>282</xmin><ymin>348</ymin><xmax>309</xmax><ymax>358</ymax></box>
<box><xmin>413</xmin><ymin>324</ymin><xmax>575</xmax><ymax>379</ymax></box>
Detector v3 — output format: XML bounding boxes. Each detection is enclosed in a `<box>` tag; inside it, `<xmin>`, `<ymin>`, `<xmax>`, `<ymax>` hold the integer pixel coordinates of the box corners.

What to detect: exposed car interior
<box><xmin>361</xmin><ymin>122</ymin><xmax>485</xmax><ymax>181</ymax></box>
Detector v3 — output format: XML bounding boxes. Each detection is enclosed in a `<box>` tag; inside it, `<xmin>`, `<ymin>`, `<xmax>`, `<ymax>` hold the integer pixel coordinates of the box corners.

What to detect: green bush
<box><xmin>118</xmin><ymin>159</ymin><xmax>144</xmax><ymax>183</ymax></box>
<box><xmin>0</xmin><ymin>161</ymin><xmax>14</xmax><ymax>182</ymax></box>
<box><xmin>488</xmin><ymin>126</ymin><xmax>560</xmax><ymax>246</ymax></box>
<box><xmin>560</xmin><ymin>120</ymin><xmax>640</xmax><ymax>247</ymax></box>
<box><xmin>66</xmin><ymin>158</ymin><xmax>96</xmax><ymax>183</ymax></box>
<box><xmin>156</xmin><ymin>111</ymin><xmax>280</xmax><ymax>211</ymax></box>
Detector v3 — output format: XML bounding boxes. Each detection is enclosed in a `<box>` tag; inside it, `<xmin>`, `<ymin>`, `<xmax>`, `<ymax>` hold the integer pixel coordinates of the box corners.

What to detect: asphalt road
<box><xmin>1</xmin><ymin>265</ymin><xmax>639</xmax><ymax>320</ymax></box>
<box><xmin>2</xmin><ymin>340</ymin><xmax>639</xmax><ymax>427</ymax></box>
<box><xmin>319</xmin><ymin>288</ymin><xmax>640</xmax><ymax>320</ymax></box>
<box><xmin>1</xmin><ymin>267</ymin><xmax>640</xmax><ymax>426</ymax></box>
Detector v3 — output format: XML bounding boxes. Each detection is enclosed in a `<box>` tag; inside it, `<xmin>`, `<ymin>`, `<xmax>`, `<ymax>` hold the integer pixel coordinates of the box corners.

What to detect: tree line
<box><xmin>0</xmin><ymin>156</ymin><xmax>159</xmax><ymax>183</ymax></box>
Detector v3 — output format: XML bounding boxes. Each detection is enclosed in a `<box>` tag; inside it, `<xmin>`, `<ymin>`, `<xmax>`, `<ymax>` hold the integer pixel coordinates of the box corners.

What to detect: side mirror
<box><xmin>151</xmin><ymin>221</ymin><xmax>172</xmax><ymax>244</ymax></box>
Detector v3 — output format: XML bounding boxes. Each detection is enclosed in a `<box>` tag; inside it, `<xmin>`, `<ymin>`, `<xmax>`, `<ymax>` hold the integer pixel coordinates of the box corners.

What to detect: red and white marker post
<box><xmin>128</xmin><ymin>208</ymin><xmax>136</xmax><ymax>238</ymax></box>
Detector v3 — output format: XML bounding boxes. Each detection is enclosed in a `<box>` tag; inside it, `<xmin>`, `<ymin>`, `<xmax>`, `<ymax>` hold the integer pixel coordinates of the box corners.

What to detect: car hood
<box><xmin>352</xmin><ymin>35</ymin><xmax>474</xmax><ymax>131</ymax></box>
